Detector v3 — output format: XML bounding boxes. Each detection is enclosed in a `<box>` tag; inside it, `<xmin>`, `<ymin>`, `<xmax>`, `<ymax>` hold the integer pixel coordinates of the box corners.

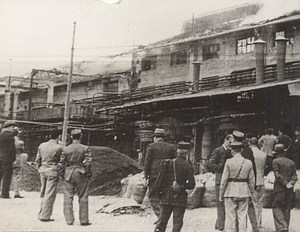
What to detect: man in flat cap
<box><xmin>144</xmin><ymin>128</ymin><xmax>176</xmax><ymax>220</ymax></box>
<box><xmin>154</xmin><ymin>142</ymin><xmax>195</xmax><ymax>232</ymax></box>
<box><xmin>219</xmin><ymin>141</ymin><xmax>255</xmax><ymax>232</ymax></box>
<box><xmin>272</xmin><ymin>144</ymin><xmax>297</xmax><ymax>232</ymax></box>
<box><xmin>0</xmin><ymin>120</ymin><xmax>17</xmax><ymax>198</ymax></box>
<box><xmin>60</xmin><ymin>129</ymin><xmax>92</xmax><ymax>226</ymax></box>
<box><xmin>208</xmin><ymin>134</ymin><xmax>233</xmax><ymax>231</ymax></box>
<box><xmin>35</xmin><ymin>128</ymin><xmax>63</xmax><ymax>221</ymax></box>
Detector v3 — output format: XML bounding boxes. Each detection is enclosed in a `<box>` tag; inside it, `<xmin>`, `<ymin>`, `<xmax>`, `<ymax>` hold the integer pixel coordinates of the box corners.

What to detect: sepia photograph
<box><xmin>0</xmin><ymin>0</ymin><xmax>300</xmax><ymax>231</ymax></box>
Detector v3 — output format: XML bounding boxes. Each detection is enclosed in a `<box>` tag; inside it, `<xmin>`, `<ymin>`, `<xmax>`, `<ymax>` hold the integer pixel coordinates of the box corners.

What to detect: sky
<box><xmin>0</xmin><ymin>0</ymin><xmax>299</xmax><ymax>77</ymax></box>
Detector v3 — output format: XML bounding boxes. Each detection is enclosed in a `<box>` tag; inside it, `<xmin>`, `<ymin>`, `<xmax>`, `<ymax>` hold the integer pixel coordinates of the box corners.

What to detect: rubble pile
<box><xmin>21</xmin><ymin>146</ymin><xmax>141</xmax><ymax>195</ymax></box>
<box><xmin>21</xmin><ymin>162</ymin><xmax>41</xmax><ymax>192</ymax></box>
<box><xmin>88</xmin><ymin>146</ymin><xmax>142</xmax><ymax>195</ymax></box>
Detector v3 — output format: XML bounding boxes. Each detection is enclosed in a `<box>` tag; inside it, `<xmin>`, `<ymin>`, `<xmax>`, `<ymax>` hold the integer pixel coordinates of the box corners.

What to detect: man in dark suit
<box><xmin>208</xmin><ymin>134</ymin><xmax>233</xmax><ymax>231</ymax></box>
<box><xmin>154</xmin><ymin>142</ymin><xmax>195</xmax><ymax>232</ymax></box>
<box><xmin>277</xmin><ymin>127</ymin><xmax>293</xmax><ymax>157</ymax></box>
<box><xmin>0</xmin><ymin>120</ymin><xmax>17</xmax><ymax>199</ymax></box>
<box><xmin>272</xmin><ymin>144</ymin><xmax>297</xmax><ymax>232</ymax></box>
<box><xmin>144</xmin><ymin>128</ymin><xmax>176</xmax><ymax>219</ymax></box>
<box><xmin>60</xmin><ymin>129</ymin><xmax>92</xmax><ymax>226</ymax></box>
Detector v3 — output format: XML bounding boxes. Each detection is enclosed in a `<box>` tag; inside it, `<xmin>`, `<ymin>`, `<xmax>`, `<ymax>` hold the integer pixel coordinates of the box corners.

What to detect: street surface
<box><xmin>0</xmin><ymin>191</ymin><xmax>299</xmax><ymax>232</ymax></box>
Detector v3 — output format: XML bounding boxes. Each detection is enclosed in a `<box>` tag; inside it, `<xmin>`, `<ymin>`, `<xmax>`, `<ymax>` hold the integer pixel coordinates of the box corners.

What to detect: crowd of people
<box><xmin>208</xmin><ymin>128</ymin><xmax>299</xmax><ymax>232</ymax></box>
<box><xmin>1</xmin><ymin>120</ymin><xmax>299</xmax><ymax>232</ymax></box>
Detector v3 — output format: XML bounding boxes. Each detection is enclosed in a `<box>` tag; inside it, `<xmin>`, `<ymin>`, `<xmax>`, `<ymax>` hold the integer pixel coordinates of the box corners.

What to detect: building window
<box><xmin>103</xmin><ymin>81</ymin><xmax>118</xmax><ymax>92</ymax></box>
<box><xmin>236</xmin><ymin>37</ymin><xmax>255</xmax><ymax>54</ymax></box>
<box><xmin>141</xmin><ymin>55</ymin><xmax>157</xmax><ymax>71</ymax></box>
<box><xmin>203</xmin><ymin>44</ymin><xmax>220</xmax><ymax>60</ymax></box>
<box><xmin>170</xmin><ymin>50</ymin><xmax>188</xmax><ymax>65</ymax></box>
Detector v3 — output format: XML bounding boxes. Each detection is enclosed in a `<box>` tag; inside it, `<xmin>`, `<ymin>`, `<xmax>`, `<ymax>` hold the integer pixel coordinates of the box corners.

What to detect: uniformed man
<box><xmin>272</xmin><ymin>144</ymin><xmax>297</xmax><ymax>232</ymax></box>
<box><xmin>154</xmin><ymin>142</ymin><xmax>195</xmax><ymax>232</ymax></box>
<box><xmin>60</xmin><ymin>129</ymin><xmax>92</xmax><ymax>226</ymax></box>
<box><xmin>12</xmin><ymin>127</ymin><xmax>28</xmax><ymax>198</ymax></box>
<box><xmin>35</xmin><ymin>129</ymin><xmax>63</xmax><ymax>222</ymax></box>
<box><xmin>232</xmin><ymin>130</ymin><xmax>259</xmax><ymax>232</ymax></box>
<box><xmin>219</xmin><ymin>141</ymin><xmax>255</xmax><ymax>232</ymax></box>
<box><xmin>208</xmin><ymin>134</ymin><xmax>233</xmax><ymax>231</ymax></box>
<box><xmin>0</xmin><ymin>120</ymin><xmax>17</xmax><ymax>199</ymax></box>
<box><xmin>144</xmin><ymin>128</ymin><xmax>176</xmax><ymax>219</ymax></box>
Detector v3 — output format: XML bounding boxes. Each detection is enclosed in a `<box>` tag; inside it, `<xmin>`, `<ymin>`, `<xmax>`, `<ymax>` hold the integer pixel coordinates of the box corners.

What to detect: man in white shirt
<box><xmin>249</xmin><ymin>137</ymin><xmax>267</xmax><ymax>227</ymax></box>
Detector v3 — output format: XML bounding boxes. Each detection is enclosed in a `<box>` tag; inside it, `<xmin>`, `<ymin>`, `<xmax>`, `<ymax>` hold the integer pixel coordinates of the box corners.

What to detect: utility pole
<box><xmin>62</xmin><ymin>22</ymin><xmax>76</xmax><ymax>146</ymax></box>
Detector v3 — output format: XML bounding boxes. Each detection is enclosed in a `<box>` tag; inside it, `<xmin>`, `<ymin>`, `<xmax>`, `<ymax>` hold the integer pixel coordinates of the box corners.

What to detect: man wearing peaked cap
<box><xmin>154</xmin><ymin>141</ymin><xmax>195</xmax><ymax>232</ymax></box>
<box><xmin>232</xmin><ymin>130</ymin><xmax>244</xmax><ymax>142</ymax></box>
<box><xmin>177</xmin><ymin>141</ymin><xmax>190</xmax><ymax>153</ymax></box>
<box><xmin>232</xmin><ymin>130</ymin><xmax>259</xmax><ymax>232</ymax></box>
<box><xmin>60</xmin><ymin>129</ymin><xmax>92</xmax><ymax>226</ymax></box>
<box><xmin>0</xmin><ymin>120</ymin><xmax>17</xmax><ymax>198</ymax></box>
<box><xmin>144</xmin><ymin>128</ymin><xmax>176</xmax><ymax>220</ymax></box>
<box><xmin>219</xmin><ymin>138</ymin><xmax>255</xmax><ymax>232</ymax></box>
<box><xmin>272</xmin><ymin>143</ymin><xmax>297</xmax><ymax>232</ymax></box>
<box><xmin>71</xmin><ymin>129</ymin><xmax>82</xmax><ymax>135</ymax></box>
<box><xmin>3</xmin><ymin>120</ymin><xmax>17</xmax><ymax>129</ymax></box>
<box><xmin>154</xmin><ymin>128</ymin><xmax>165</xmax><ymax>137</ymax></box>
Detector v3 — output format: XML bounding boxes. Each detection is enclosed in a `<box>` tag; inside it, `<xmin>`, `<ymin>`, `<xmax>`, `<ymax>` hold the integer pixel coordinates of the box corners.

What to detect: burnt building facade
<box><xmin>1</xmin><ymin>4</ymin><xmax>300</xmax><ymax>171</ymax></box>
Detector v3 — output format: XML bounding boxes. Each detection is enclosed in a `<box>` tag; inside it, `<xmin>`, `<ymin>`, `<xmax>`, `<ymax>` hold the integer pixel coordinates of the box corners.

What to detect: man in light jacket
<box><xmin>35</xmin><ymin>129</ymin><xmax>63</xmax><ymax>222</ymax></box>
<box><xmin>249</xmin><ymin>137</ymin><xmax>267</xmax><ymax>227</ymax></box>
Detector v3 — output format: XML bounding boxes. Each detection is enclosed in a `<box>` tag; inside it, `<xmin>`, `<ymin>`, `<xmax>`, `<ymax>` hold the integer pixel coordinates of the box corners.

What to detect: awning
<box><xmin>94</xmin><ymin>78</ymin><xmax>300</xmax><ymax>113</ymax></box>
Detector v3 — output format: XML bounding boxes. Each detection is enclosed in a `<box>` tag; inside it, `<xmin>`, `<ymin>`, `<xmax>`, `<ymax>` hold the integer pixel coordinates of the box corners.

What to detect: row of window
<box><xmin>141</xmin><ymin>30</ymin><xmax>293</xmax><ymax>71</ymax></box>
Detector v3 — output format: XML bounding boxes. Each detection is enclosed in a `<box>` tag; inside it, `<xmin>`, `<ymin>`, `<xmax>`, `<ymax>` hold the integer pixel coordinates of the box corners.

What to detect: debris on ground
<box><xmin>96</xmin><ymin>197</ymin><xmax>145</xmax><ymax>216</ymax></box>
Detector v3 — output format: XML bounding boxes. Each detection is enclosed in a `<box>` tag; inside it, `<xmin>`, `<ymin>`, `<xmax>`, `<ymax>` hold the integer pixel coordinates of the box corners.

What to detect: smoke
<box><xmin>241</xmin><ymin>0</ymin><xmax>300</xmax><ymax>25</ymax></box>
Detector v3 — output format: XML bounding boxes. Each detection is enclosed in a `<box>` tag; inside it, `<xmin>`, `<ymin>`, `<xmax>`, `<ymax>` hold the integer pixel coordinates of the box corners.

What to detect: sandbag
<box><xmin>187</xmin><ymin>174</ymin><xmax>206</xmax><ymax>209</ymax></box>
<box><xmin>201</xmin><ymin>175</ymin><xmax>217</xmax><ymax>207</ymax></box>
<box><xmin>122</xmin><ymin>173</ymin><xmax>148</xmax><ymax>204</ymax></box>
<box><xmin>120</xmin><ymin>174</ymin><xmax>132</xmax><ymax>196</ymax></box>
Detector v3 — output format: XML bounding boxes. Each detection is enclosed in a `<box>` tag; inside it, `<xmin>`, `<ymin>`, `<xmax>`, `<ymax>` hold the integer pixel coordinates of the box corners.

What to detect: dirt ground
<box><xmin>0</xmin><ymin>191</ymin><xmax>299</xmax><ymax>232</ymax></box>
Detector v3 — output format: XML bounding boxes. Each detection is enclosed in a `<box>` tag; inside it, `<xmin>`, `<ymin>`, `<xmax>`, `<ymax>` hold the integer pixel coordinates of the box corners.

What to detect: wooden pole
<box><xmin>62</xmin><ymin>22</ymin><xmax>76</xmax><ymax>146</ymax></box>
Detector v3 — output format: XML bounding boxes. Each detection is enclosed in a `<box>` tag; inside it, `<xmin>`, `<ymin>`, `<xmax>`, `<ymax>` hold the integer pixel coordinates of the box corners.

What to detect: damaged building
<box><xmin>1</xmin><ymin>3</ymin><xmax>300</xmax><ymax>172</ymax></box>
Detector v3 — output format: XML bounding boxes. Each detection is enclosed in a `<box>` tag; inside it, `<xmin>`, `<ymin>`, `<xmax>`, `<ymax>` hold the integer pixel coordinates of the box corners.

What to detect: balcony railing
<box><xmin>199</xmin><ymin>60</ymin><xmax>300</xmax><ymax>90</ymax></box>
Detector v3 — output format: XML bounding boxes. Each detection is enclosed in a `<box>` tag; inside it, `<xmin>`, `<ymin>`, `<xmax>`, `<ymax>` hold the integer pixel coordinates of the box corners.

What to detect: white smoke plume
<box><xmin>242</xmin><ymin>0</ymin><xmax>300</xmax><ymax>25</ymax></box>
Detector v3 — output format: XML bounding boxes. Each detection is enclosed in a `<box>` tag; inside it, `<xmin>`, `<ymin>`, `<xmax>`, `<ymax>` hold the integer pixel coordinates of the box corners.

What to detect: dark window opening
<box><xmin>170</xmin><ymin>50</ymin><xmax>188</xmax><ymax>65</ymax></box>
<box><xmin>141</xmin><ymin>55</ymin><xmax>157</xmax><ymax>71</ymax></box>
<box><xmin>103</xmin><ymin>81</ymin><xmax>118</xmax><ymax>92</ymax></box>
<box><xmin>203</xmin><ymin>44</ymin><xmax>220</xmax><ymax>60</ymax></box>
